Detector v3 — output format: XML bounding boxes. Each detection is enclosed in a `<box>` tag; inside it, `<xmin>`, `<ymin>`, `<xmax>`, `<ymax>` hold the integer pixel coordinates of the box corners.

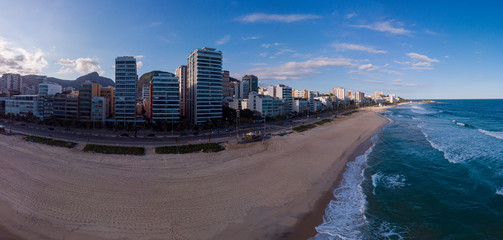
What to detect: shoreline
<box><xmin>0</xmin><ymin>106</ymin><xmax>391</xmax><ymax>240</ymax></box>
<box><xmin>277</xmin><ymin>137</ymin><xmax>377</xmax><ymax>240</ymax></box>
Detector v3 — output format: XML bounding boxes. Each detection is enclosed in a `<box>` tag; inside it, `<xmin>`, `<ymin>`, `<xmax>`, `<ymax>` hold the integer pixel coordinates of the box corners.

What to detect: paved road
<box><xmin>3</xmin><ymin>113</ymin><xmax>337</xmax><ymax>146</ymax></box>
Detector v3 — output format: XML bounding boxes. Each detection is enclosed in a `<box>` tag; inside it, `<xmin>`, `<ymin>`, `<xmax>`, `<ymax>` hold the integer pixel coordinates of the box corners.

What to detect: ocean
<box><xmin>312</xmin><ymin>100</ymin><xmax>503</xmax><ymax>239</ymax></box>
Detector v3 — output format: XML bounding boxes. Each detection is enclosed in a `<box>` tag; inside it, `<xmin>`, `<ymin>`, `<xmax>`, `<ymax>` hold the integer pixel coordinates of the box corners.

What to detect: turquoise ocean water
<box><xmin>312</xmin><ymin>100</ymin><xmax>503</xmax><ymax>239</ymax></box>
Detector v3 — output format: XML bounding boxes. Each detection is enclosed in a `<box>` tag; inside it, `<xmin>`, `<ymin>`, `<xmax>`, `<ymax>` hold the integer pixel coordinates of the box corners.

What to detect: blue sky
<box><xmin>1</xmin><ymin>0</ymin><xmax>502</xmax><ymax>99</ymax></box>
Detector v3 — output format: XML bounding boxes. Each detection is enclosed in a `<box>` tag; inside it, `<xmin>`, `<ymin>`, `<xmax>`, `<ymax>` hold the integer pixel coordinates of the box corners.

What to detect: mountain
<box><xmin>22</xmin><ymin>72</ymin><xmax>115</xmax><ymax>89</ymax></box>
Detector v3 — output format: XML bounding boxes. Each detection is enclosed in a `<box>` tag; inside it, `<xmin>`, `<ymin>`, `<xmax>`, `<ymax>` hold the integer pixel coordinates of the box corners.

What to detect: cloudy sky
<box><xmin>1</xmin><ymin>0</ymin><xmax>502</xmax><ymax>99</ymax></box>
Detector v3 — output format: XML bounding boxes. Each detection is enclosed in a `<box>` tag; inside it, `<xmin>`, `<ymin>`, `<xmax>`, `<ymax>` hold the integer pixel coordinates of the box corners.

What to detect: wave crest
<box><xmin>478</xmin><ymin>129</ymin><xmax>503</xmax><ymax>140</ymax></box>
<box><xmin>371</xmin><ymin>173</ymin><xmax>407</xmax><ymax>194</ymax></box>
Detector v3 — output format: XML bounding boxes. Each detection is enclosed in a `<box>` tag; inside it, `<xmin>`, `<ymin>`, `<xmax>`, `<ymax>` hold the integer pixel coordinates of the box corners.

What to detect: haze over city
<box><xmin>1</xmin><ymin>0</ymin><xmax>502</xmax><ymax>99</ymax></box>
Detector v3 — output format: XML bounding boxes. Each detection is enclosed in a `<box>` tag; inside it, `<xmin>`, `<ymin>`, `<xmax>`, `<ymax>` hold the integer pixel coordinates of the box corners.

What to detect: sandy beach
<box><xmin>0</xmin><ymin>107</ymin><xmax>389</xmax><ymax>240</ymax></box>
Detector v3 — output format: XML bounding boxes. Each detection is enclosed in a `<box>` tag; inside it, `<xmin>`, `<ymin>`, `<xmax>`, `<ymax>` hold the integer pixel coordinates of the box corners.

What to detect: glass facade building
<box><xmin>114</xmin><ymin>56</ymin><xmax>137</xmax><ymax>122</ymax></box>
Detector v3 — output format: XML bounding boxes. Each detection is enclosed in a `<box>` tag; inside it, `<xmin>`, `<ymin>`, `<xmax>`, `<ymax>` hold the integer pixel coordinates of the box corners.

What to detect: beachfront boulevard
<box><xmin>4</xmin><ymin>114</ymin><xmax>335</xmax><ymax>146</ymax></box>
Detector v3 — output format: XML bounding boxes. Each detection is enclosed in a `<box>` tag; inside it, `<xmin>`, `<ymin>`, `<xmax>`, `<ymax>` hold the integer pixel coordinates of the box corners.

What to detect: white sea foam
<box><xmin>496</xmin><ymin>188</ymin><xmax>503</xmax><ymax>196</ymax></box>
<box><xmin>417</xmin><ymin>124</ymin><xmax>459</xmax><ymax>164</ymax></box>
<box><xmin>375</xmin><ymin>221</ymin><xmax>407</xmax><ymax>240</ymax></box>
<box><xmin>313</xmin><ymin>141</ymin><xmax>376</xmax><ymax>240</ymax></box>
<box><xmin>456</xmin><ymin>122</ymin><xmax>466</xmax><ymax>127</ymax></box>
<box><xmin>478</xmin><ymin>129</ymin><xmax>503</xmax><ymax>140</ymax></box>
<box><xmin>371</xmin><ymin>173</ymin><xmax>407</xmax><ymax>194</ymax></box>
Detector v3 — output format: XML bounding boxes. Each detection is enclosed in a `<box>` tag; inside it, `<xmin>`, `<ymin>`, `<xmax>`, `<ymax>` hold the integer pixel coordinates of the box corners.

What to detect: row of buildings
<box><xmin>0</xmin><ymin>47</ymin><xmax>400</xmax><ymax>125</ymax></box>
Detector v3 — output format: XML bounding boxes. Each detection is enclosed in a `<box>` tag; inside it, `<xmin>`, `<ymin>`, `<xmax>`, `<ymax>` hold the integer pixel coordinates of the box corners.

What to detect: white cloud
<box><xmin>399</xmin><ymin>52</ymin><xmax>439</xmax><ymax>71</ymax></box>
<box><xmin>380</xmin><ymin>69</ymin><xmax>403</xmax><ymax>76</ymax></box>
<box><xmin>75</xmin><ymin>58</ymin><xmax>104</xmax><ymax>75</ymax></box>
<box><xmin>392</xmin><ymin>81</ymin><xmax>423</xmax><ymax>87</ymax></box>
<box><xmin>236</xmin><ymin>13</ymin><xmax>321</xmax><ymax>23</ymax></box>
<box><xmin>216</xmin><ymin>35</ymin><xmax>230</xmax><ymax>45</ymax></box>
<box><xmin>56</xmin><ymin>57</ymin><xmax>104</xmax><ymax>75</ymax></box>
<box><xmin>352</xmin><ymin>20</ymin><xmax>413</xmax><ymax>35</ymax></box>
<box><xmin>261</xmin><ymin>42</ymin><xmax>281</xmax><ymax>48</ymax></box>
<box><xmin>134</xmin><ymin>55</ymin><xmax>144</xmax><ymax>59</ymax></box>
<box><xmin>333</xmin><ymin>43</ymin><xmax>387</xmax><ymax>54</ymax></box>
<box><xmin>259</xmin><ymin>52</ymin><xmax>268</xmax><ymax>57</ymax></box>
<box><xmin>249</xmin><ymin>57</ymin><xmax>359</xmax><ymax>80</ymax></box>
<box><xmin>137</xmin><ymin>61</ymin><xmax>143</xmax><ymax>69</ymax></box>
<box><xmin>242</xmin><ymin>36</ymin><xmax>260</xmax><ymax>40</ymax></box>
<box><xmin>358</xmin><ymin>63</ymin><xmax>380</xmax><ymax>71</ymax></box>
<box><xmin>363</xmin><ymin>79</ymin><xmax>384</xmax><ymax>84</ymax></box>
<box><xmin>406</xmin><ymin>52</ymin><xmax>439</xmax><ymax>63</ymax></box>
<box><xmin>0</xmin><ymin>36</ymin><xmax>48</xmax><ymax>75</ymax></box>
<box><xmin>56</xmin><ymin>67</ymin><xmax>73</xmax><ymax>75</ymax></box>
<box><xmin>56</xmin><ymin>58</ymin><xmax>75</xmax><ymax>66</ymax></box>
<box><xmin>345</xmin><ymin>13</ymin><xmax>358</xmax><ymax>19</ymax></box>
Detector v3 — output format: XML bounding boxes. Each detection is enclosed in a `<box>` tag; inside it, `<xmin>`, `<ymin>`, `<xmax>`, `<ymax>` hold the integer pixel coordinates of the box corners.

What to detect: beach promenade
<box><xmin>0</xmin><ymin>107</ymin><xmax>389</xmax><ymax>240</ymax></box>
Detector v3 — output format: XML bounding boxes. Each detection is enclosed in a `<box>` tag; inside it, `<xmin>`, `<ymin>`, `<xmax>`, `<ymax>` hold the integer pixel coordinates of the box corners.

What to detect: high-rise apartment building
<box><xmin>292</xmin><ymin>89</ymin><xmax>313</xmax><ymax>100</ymax></box>
<box><xmin>78</xmin><ymin>82</ymin><xmax>101</xmax><ymax>121</ymax></box>
<box><xmin>222</xmin><ymin>70</ymin><xmax>232</xmax><ymax>97</ymax></box>
<box><xmin>187</xmin><ymin>47</ymin><xmax>223</xmax><ymax>124</ymax></box>
<box><xmin>332</xmin><ymin>87</ymin><xmax>346</xmax><ymax>100</ymax></box>
<box><xmin>355</xmin><ymin>91</ymin><xmax>365</xmax><ymax>103</ymax></box>
<box><xmin>240</xmin><ymin>80</ymin><xmax>250</xmax><ymax>99</ymax></box>
<box><xmin>242</xmin><ymin>75</ymin><xmax>258</xmax><ymax>93</ymax></box>
<box><xmin>175</xmin><ymin>65</ymin><xmax>188</xmax><ymax>117</ymax></box>
<box><xmin>2</xmin><ymin>74</ymin><xmax>23</xmax><ymax>92</ymax></box>
<box><xmin>38</xmin><ymin>82</ymin><xmax>62</xmax><ymax>97</ymax></box>
<box><xmin>150</xmin><ymin>72</ymin><xmax>180</xmax><ymax>123</ymax></box>
<box><xmin>114</xmin><ymin>56</ymin><xmax>138</xmax><ymax>122</ymax></box>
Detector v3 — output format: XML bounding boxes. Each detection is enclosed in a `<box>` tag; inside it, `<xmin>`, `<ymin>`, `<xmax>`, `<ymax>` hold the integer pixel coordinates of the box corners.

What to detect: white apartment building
<box><xmin>266</xmin><ymin>84</ymin><xmax>292</xmax><ymax>115</ymax></box>
<box><xmin>5</xmin><ymin>95</ymin><xmax>39</xmax><ymax>117</ymax></box>
<box><xmin>332</xmin><ymin>87</ymin><xmax>346</xmax><ymax>100</ymax></box>
<box><xmin>150</xmin><ymin>72</ymin><xmax>180</xmax><ymax>123</ymax></box>
<box><xmin>187</xmin><ymin>47</ymin><xmax>223</xmax><ymax>124</ymax></box>
<box><xmin>114</xmin><ymin>56</ymin><xmax>138</xmax><ymax>122</ymax></box>
<box><xmin>247</xmin><ymin>92</ymin><xmax>280</xmax><ymax>118</ymax></box>
<box><xmin>38</xmin><ymin>82</ymin><xmax>62</xmax><ymax>97</ymax></box>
